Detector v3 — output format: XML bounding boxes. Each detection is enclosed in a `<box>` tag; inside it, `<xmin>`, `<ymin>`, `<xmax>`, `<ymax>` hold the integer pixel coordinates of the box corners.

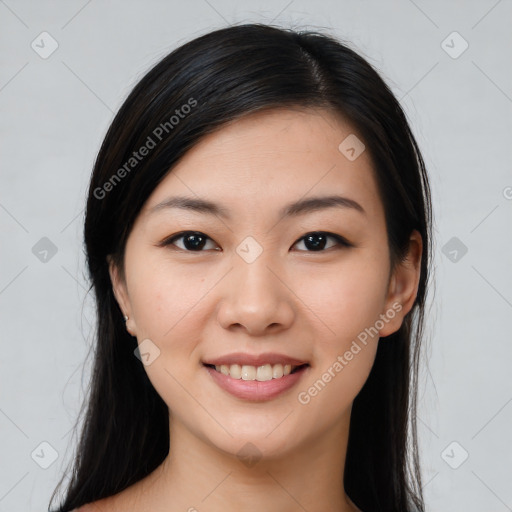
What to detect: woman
<box><xmin>50</xmin><ymin>22</ymin><xmax>433</xmax><ymax>512</ymax></box>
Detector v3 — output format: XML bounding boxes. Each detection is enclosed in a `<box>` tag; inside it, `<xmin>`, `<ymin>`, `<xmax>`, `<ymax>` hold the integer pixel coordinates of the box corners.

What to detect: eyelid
<box><xmin>157</xmin><ymin>231</ymin><xmax>219</xmax><ymax>251</ymax></box>
<box><xmin>292</xmin><ymin>232</ymin><xmax>353</xmax><ymax>252</ymax></box>
<box><xmin>298</xmin><ymin>232</ymin><xmax>352</xmax><ymax>249</ymax></box>
<box><xmin>158</xmin><ymin>230</ymin><xmax>352</xmax><ymax>251</ymax></box>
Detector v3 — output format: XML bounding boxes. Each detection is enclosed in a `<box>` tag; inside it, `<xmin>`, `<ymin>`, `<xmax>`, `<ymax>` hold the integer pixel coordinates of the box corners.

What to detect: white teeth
<box><xmin>213</xmin><ymin>362</ymin><xmax>300</xmax><ymax>380</ymax></box>
<box><xmin>241</xmin><ymin>365</ymin><xmax>256</xmax><ymax>380</ymax></box>
<box><xmin>228</xmin><ymin>364</ymin><xmax>241</xmax><ymax>379</ymax></box>
<box><xmin>256</xmin><ymin>364</ymin><xmax>273</xmax><ymax>381</ymax></box>
<box><xmin>272</xmin><ymin>364</ymin><xmax>284</xmax><ymax>379</ymax></box>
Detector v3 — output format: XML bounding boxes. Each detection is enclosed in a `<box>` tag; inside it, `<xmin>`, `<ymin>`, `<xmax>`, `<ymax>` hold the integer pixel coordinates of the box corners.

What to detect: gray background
<box><xmin>1</xmin><ymin>1</ymin><xmax>511</xmax><ymax>511</ymax></box>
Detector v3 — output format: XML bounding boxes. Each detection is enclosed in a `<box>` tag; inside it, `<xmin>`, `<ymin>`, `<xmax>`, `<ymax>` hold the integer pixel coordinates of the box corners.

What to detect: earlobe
<box><xmin>379</xmin><ymin>230</ymin><xmax>422</xmax><ymax>338</ymax></box>
<box><xmin>107</xmin><ymin>255</ymin><xmax>136</xmax><ymax>336</ymax></box>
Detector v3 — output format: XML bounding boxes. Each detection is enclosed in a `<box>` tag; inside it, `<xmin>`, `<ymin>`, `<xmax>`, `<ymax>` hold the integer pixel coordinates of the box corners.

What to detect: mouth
<box><xmin>202</xmin><ymin>361</ymin><xmax>310</xmax><ymax>401</ymax></box>
<box><xmin>203</xmin><ymin>362</ymin><xmax>310</xmax><ymax>381</ymax></box>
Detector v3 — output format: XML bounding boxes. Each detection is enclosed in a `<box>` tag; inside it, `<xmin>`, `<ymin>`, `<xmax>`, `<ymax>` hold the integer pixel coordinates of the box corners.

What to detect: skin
<box><xmin>84</xmin><ymin>107</ymin><xmax>422</xmax><ymax>512</ymax></box>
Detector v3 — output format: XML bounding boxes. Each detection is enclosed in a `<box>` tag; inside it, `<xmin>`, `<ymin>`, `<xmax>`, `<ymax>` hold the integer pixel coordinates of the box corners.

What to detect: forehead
<box><xmin>142</xmin><ymin>107</ymin><xmax>383</xmax><ymax>222</ymax></box>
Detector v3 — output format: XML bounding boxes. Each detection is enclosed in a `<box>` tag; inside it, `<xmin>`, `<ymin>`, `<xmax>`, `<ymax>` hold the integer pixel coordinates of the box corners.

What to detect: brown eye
<box><xmin>160</xmin><ymin>230</ymin><xmax>351</xmax><ymax>253</ymax></box>
<box><xmin>292</xmin><ymin>232</ymin><xmax>351</xmax><ymax>252</ymax></box>
<box><xmin>161</xmin><ymin>231</ymin><xmax>219</xmax><ymax>252</ymax></box>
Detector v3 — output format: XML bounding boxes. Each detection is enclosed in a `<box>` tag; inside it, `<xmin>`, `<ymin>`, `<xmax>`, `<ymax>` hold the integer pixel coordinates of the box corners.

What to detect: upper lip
<box><xmin>203</xmin><ymin>352</ymin><xmax>309</xmax><ymax>368</ymax></box>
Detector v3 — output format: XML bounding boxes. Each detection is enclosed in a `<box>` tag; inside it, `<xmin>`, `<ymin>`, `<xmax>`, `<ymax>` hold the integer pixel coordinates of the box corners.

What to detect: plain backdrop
<box><xmin>1</xmin><ymin>1</ymin><xmax>511</xmax><ymax>511</ymax></box>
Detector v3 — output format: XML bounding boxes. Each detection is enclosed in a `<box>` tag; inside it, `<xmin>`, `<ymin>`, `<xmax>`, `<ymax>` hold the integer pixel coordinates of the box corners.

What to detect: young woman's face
<box><xmin>110</xmin><ymin>107</ymin><xmax>420</xmax><ymax>461</ymax></box>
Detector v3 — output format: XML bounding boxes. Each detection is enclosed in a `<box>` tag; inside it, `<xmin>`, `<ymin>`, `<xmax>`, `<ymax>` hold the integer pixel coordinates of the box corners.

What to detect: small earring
<box><xmin>123</xmin><ymin>315</ymin><xmax>128</xmax><ymax>322</ymax></box>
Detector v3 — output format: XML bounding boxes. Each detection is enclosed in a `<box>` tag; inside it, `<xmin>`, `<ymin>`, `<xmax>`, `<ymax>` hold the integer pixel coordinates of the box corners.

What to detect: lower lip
<box><xmin>204</xmin><ymin>364</ymin><xmax>309</xmax><ymax>401</ymax></box>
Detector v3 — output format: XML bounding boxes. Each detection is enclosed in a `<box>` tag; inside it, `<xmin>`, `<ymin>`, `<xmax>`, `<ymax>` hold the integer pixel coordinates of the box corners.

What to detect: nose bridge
<box><xmin>233</xmin><ymin>238</ymin><xmax>281</xmax><ymax>305</ymax></box>
<box><xmin>216</xmin><ymin>238</ymin><xmax>294</xmax><ymax>334</ymax></box>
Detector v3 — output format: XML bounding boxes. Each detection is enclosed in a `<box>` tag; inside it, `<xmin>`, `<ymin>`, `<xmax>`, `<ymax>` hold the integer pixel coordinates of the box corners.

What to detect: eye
<box><xmin>159</xmin><ymin>230</ymin><xmax>351</xmax><ymax>252</ymax></box>
<box><xmin>292</xmin><ymin>231</ymin><xmax>352</xmax><ymax>252</ymax></box>
<box><xmin>160</xmin><ymin>231</ymin><xmax>220</xmax><ymax>252</ymax></box>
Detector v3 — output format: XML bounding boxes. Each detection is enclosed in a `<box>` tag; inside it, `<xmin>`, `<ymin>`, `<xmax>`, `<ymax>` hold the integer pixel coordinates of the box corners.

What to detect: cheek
<box><xmin>125</xmin><ymin>258</ymin><xmax>211</xmax><ymax>413</ymax></box>
<box><xmin>293</xmin><ymin>253</ymin><xmax>388</xmax><ymax>408</ymax></box>
<box><xmin>297</xmin><ymin>252</ymin><xmax>389</xmax><ymax>346</ymax></box>
<box><xmin>294</xmin><ymin>272</ymin><xmax>385</xmax><ymax>419</ymax></box>
<box><xmin>296</xmin><ymin>343</ymin><xmax>378</xmax><ymax>428</ymax></box>
<box><xmin>128</xmin><ymin>256</ymin><xmax>210</xmax><ymax>341</ymax></box>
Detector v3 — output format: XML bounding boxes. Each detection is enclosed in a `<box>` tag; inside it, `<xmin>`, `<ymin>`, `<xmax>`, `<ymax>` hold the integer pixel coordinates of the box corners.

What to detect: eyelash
<box><xmin>158</xmin><ymin>230</ymin><xmax>352</xmax><ymax>253</ymax></box>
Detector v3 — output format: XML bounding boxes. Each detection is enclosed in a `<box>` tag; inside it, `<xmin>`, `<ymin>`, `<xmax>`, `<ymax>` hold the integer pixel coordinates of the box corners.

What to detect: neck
<box><xmin>130</xmin><ymin>411</ymin><xmax>361</xmax><ymax>512</ymax></box>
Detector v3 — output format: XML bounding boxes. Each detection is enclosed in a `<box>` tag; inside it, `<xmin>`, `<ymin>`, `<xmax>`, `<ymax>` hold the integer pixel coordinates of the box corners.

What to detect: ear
<box><xmin>107</xmin><ymin>255</ymin><xmax>137</xmax><ymax>336</ymax></box>
<box><xmin>379</xmin><ymin>230</ymin><xmax>422</xmax><ymax>337</ymax></box>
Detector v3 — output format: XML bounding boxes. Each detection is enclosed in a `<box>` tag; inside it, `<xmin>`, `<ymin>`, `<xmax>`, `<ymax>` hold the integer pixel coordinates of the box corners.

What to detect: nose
<box><xmin>216</xmin><ymin>253</ymin><xmax>295</xmax><ymax>337</ymax></box>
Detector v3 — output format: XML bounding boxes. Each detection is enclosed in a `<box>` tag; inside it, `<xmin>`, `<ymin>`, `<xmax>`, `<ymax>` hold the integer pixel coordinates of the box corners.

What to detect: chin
<box><xmin>201</xmin><ymin>424</ymin><xmax>300</xmax><ymax>466</ymax></box>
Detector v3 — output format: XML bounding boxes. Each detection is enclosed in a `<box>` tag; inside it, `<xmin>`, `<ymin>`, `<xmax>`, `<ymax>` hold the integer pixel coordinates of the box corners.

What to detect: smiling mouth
<box><xmin>203</xmin><ymin>362</ymin><xmax>309</xmax><ymax>381</ymax></box>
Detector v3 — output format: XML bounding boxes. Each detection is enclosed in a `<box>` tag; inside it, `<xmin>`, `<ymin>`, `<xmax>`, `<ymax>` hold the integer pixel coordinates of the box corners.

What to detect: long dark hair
<box><xmin>49</xmin><ymin>22</ymin><xmax>433</xmax><ymax>512</ymax></box>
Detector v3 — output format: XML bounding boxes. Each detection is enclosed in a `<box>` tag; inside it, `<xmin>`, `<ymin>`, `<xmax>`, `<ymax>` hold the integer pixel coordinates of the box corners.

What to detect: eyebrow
<box><xmin>148</xmin><ymin>194</ymin><xmax>366</xmax><ymax>220</ymax></box>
